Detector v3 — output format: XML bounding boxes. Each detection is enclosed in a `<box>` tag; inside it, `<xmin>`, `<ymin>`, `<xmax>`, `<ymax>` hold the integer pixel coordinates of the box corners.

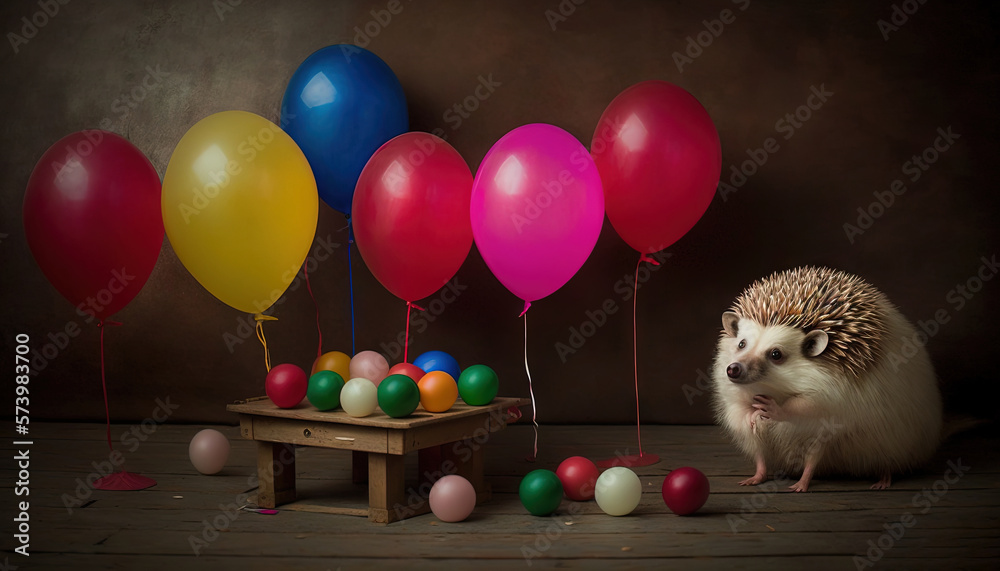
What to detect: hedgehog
<box><xmin>711</xmin><ymin>266</ymin><xmax>942</xmax><ymax>492</ymax></box>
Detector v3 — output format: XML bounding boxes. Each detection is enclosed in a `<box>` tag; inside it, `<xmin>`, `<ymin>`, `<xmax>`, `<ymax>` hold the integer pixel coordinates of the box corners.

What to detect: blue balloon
<box><xmin>413</xmin><ymin>351</ymin><xmax>461</xmax><ymax>380</ymax></box>
<box><xmin>281</xmin><ymin>44</ymin><xmax>408</xmax><ymax>215</ymax></box>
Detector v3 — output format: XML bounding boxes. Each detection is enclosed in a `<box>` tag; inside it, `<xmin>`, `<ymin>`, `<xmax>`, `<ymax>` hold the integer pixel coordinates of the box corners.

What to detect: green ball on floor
<box><xmin>519</xmin><ymin>469</ymin><xmax>564</xmax><ymax>516</ymax></box>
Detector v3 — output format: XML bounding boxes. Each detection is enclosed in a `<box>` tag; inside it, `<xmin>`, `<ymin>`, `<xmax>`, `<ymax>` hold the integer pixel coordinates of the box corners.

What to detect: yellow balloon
<box><xmin>162</xmin><ymin>111</ymin><xmax>318</xmax><ymax>314</ymax></box>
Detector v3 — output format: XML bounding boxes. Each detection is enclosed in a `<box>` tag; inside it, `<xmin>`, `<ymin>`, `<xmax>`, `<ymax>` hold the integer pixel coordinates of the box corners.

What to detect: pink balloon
<box><xmin>471</xmin><ymin>124</ymin><xmax>604</xmax><ymax>309</ymax></box>
<box><xmin>429</xmin><ymin>474</ymin><xmax>477</xmax><ymax>522</ymax></box>
<box><xmin>349</xmin><ymin>350</ymin><xmax>390</xmax><ymax>386</ymax></box>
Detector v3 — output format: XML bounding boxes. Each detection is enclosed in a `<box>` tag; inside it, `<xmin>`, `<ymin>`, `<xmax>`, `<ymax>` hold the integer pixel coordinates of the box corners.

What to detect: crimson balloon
<box><xmin>352</xmin><ymin>132</ymin><xmax>473</xmax><ymax>302</ymax></box>
<box><xmin>23</xmin><ymin>130</ymin><xmax>163</xmax><ymax>320</ymax></box>
<box><xmin>592</xmin><ymin>80</ymin><xmax>721</xmax><ymax>254</ymax></box>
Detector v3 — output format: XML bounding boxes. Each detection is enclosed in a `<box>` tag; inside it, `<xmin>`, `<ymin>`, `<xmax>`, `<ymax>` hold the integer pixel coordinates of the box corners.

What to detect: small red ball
<box><xmin>388</xmin><ymin>362</ymin><xmax>426</xmax><ymax>383</ymax></box>
<box><xmin>265</xmin><ymin>364</ymin><xmax>308</xmax><ymax>408</ymax></box>
<box><xmin>661</xmin><ymin>466</ymin><xmax>710</xmax><ymax>515</ymax></box>
<box><xmin>556</xmin><ymin>456</ymin><xmax>600</xmax><ymax>501</ymax></box>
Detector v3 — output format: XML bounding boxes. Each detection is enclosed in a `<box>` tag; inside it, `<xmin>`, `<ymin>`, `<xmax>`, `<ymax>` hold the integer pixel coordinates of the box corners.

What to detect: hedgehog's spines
<box><xmin>729</xmin><ymin>266</ymin><xmax>889</xmax><ymax>379</ymax></box>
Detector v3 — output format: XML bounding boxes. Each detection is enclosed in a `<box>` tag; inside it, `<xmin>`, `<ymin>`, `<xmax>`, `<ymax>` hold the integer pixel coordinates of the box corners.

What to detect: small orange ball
<box><xmin>312</xmin><ymin>350</ymin><xmax>351</xmax><ymax>379</ymax></box>
<box><xmin>418</xmin><ymin>371</ymin><xmax>459</xmax><ymax>413</ymax></box>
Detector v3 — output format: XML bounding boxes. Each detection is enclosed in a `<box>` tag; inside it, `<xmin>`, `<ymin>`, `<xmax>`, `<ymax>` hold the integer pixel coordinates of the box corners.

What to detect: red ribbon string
<box><xmin>97</xmin><ymin>320</ymin><xmax>123</xmax><ymax>453</ymax></box>
<box><xmin>303</xmin><ymin>262</ymin><xmax>323</xmax><ymax>359</ymax></box>
<box><xmin>633</xmin><ymin>253</ymin><xmax>659</xmax><ymax>457</ymax></box>
<box><xmin>404</xmin><ymin>301</ymin><xmax>425</xmax><ymax>363</ymax></box>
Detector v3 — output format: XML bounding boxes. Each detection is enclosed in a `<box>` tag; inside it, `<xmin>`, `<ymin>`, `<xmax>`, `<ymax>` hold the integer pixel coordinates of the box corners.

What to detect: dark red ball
<box><xmin>661</xmin><ymin>467</ymin><xmax>710</xmax><ymax>515</ymax></box>
<box><xmin>265</xmin><ymin>364</ymin><xmax>308</xmax><ymax>408</ymax></box>
<box><xmin>556</xmin><ymin>456</ymin><xmax>600</xmax><ymax>501</ymax></box>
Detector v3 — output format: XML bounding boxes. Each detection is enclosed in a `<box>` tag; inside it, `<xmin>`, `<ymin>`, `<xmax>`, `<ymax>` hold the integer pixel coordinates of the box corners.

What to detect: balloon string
<box><xmin>254</xmin><ymin>313</ymin><xmax>278</xmax><ymax>372</ymax></box>
<box><xmin>524</xmin><ymin>309</ymin><xmax>539</xmax><ymax>461</ymax></box>
<box><xmin>303</xmin><ymin>261</ymin><xmax>322</xmax><ymax>359</ymax></box>
<box><xmin>403</xmin><ymin>301</ymin><xmax>425</xmax><ymax>363</ymax></box>
<box><xmin>633</xmin><ymin>253</ymin><xmax>660</xmax><ymax>457</ymax></box>
<box><xmin>347</xmin><ymin>218</ymin><xmax>357</xmax><ymax>356</ymax></box>
<box><xmin>97</xmin><ymin>320</ymin><xmax>122</xmax><ymax>453</ymax></box>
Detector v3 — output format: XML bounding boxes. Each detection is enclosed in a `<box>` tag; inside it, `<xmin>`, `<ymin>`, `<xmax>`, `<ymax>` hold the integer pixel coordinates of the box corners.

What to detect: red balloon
<box><xmin>592</xmin><ymin>81</ymin><xmax>721</xmax><ymax>254</ymax></box>
<box><xmin>265</xmin><ymin>364</ymin><xmax>308</xmax><ymax>408</ymax></box>
<box><xmin>23</xmin><ymin>130</ymin><xmax>163</xmax><ymax>320</ymax></box>
<box><xmin>352</xmin><ymin>132</ymin><xmax>473</xmax><ymax>302</ymax></box>
<box><xmin>388</xmin><ymin>362</ymin><xmax>425</xmax><ymax>383</ymax></box>
<box><xmin>661</xmin><ymin>466</ymin><xmax>710</xmax><ymax>515</ymax></box>
<box><xmin>557</xmin><ymin>456</ymin><xmax>600</xmax><ymax>501</ymax></box>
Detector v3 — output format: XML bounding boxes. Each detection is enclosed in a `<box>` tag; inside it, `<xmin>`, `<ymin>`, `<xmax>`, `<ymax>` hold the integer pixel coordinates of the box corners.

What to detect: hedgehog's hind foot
<box><xmin>870</xmin><ymin>472</ymin><xmax>892</xmax><ymax>490</ymax></box>
<box><xmin>738</xmin><ymin>454</ymin><xmax>768</xmax><ymax>486</ymax></box>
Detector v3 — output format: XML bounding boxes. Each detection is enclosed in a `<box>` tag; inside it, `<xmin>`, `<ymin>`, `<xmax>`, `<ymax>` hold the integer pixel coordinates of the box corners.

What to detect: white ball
<box><xmin>188</xmin><ymin>429</ymin><xmax>231</xmax><ymax>475</ymax></box>
<box><xmin>595</xmin><ymin>467</ymin><xmax>642</xmax><ymax>516</ymax></box>
<box><xmin>340</xmin><ymin>378</ymin><xmax>378</xmax><ymax>417</ymax></box>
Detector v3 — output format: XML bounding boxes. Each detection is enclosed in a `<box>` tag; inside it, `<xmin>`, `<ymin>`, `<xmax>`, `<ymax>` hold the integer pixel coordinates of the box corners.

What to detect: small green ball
<box><xmin>377</xmin><ymin>374</ymin><xmax>420</xmax><ymax>418</ymax></box>
<box><xmin>307</xmin><ymin>370</ymin><xmax>345</xmax><ymax>411</ymax></box>
<box><xmin>519</xmin><ymin>469</ymin><xmax>564</xmax><ymax>516</ymax></box>
<box><xmin>457</xmin><ymin>364</ymin><xmax>499</xmax><ymax>405</ymax></box>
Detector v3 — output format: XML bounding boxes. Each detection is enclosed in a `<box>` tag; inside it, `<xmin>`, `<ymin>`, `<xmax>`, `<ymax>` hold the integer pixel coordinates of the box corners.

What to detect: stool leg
<box><xmin>442</xmin><ymin>439</ymin><xmax>490</xmax><ymax>503</ymax></box>
<box><xmin>256</xmin><ymin>442</ymin><xmax>296</xmax><ymax>508</ymax></box>
<box><xmin>418</xmin><ymin>446</ymin><xmax>444</xmax><ymax>490</ymax></box>
<box><xmin>352</xmin><ymin>450</ymin><xmax>369</xmax><ymax>484</ymax></box>
<box><xmin>368</xmin><ymin>453</ymin><xmax>406</xmax><ymax>523</ymax></box>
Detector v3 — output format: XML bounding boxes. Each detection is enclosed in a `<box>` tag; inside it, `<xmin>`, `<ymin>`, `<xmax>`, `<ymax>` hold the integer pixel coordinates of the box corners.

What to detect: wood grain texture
<box><xmin>5</xmin><ymin>421</ymin><xmax>997</xmax><ymax>570</ymax></box>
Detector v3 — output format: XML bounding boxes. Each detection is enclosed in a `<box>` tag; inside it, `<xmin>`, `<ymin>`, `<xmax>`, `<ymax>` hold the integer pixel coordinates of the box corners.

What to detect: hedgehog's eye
<box><xmin>738</xmin><ymin>339</ymin><xmax>746</xmax><ymax>350</ymax></box>
<box><xmin>769</xmin><ymin>348</ymin><xmax>783</xmax><ymax>362</ymax></box>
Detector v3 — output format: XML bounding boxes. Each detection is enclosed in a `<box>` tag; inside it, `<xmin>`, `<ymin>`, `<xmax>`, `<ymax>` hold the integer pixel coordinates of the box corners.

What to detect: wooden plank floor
<box><xmin>1</xmin><ymin>421</ymin><xmax>997</xmax><ymax>570</ymax></box>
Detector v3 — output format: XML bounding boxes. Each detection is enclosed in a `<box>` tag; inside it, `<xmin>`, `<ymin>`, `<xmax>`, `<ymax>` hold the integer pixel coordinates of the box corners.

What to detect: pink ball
<box><xmin>189</xmin><ymin>429</ymin><xmax>231</xmax><ymax>475</ymax></box>
<box><xmin>265</xmin><ymin>363</ymin><xmax>308</xmax><ymax>408</ymax></box>
<box><xmin>662</xmin><ymin>467</ymin><xmax>710</xmax><ymax>515</ymax></box>
<box><xmin>556</xmin><ymin>456</ymin><xmax>600</xmax><ymax>501</ymax></box>
<box><xmin>350</xmin><ymin>351</ymin><xmax>390</xmax><ymax>386</ymax></box>
<box><xmin>429</xmin><ymin>475</ymin><xmax>477</xmax><ymax>522</ymax></box>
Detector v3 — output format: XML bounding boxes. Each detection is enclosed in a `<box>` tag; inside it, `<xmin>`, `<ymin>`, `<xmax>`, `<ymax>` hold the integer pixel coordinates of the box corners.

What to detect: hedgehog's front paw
<box><xmin>752</xmin><ymin>395</ymin><xmax>785</xmax><ymax>422</ymax></box>
<box><xmin>748</xmin><ymin>409</ymin><xmax>767</xmax><ymax>434</ymax></box>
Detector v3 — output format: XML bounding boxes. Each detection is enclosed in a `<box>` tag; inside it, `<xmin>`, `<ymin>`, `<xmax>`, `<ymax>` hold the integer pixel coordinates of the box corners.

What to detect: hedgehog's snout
<box><xmin>727</xmin><ymin>362</ymin><xmax>745</xmax><ymax>382</ymax></box>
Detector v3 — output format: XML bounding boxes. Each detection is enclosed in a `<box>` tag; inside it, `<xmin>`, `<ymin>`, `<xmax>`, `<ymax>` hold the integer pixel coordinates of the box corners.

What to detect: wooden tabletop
<box><xmin>227</xmin><ymin>396</ymin><xmax>530</xmax><ymax>429</ymax></box>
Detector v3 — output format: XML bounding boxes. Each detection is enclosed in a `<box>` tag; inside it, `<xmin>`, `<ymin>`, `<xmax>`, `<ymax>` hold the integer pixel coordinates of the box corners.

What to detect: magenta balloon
<box><xmin>470</xmin><ymin>124</ymin><xmax>604</xmax><ymax>306</ymax></box>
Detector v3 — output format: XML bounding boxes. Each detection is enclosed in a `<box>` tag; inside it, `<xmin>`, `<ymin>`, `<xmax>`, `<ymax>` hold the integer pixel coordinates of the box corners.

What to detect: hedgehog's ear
<box><xmin>803</xmin><ymin>329</ymin><xmax>829</xmax><ymax>357</ymax></box>
<box><xmin>722</xmin><ymin>312</ymin><xmax>740</xmax><ymax>337</ymax></box>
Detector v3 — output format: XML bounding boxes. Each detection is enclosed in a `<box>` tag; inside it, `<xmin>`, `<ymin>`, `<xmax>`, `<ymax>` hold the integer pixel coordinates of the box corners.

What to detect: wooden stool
<box><xmin>227</xmin><ymin>396</ymin><xmax>528</xmax><ymax>523</ymax></box>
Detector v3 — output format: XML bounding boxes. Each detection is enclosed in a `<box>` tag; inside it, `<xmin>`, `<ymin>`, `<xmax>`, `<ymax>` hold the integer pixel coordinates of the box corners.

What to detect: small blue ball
<box><xmin>413</xmin><ymin>350</ymin><xmax>461</xmax><ymax>380</ymax></box>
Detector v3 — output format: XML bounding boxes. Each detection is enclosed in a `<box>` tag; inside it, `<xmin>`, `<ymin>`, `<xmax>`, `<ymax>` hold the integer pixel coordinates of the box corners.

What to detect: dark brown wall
<box><xmin>2</xmin><ymin>0</ymin><xmax>996</xmax><ymax>425</ymax></box>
